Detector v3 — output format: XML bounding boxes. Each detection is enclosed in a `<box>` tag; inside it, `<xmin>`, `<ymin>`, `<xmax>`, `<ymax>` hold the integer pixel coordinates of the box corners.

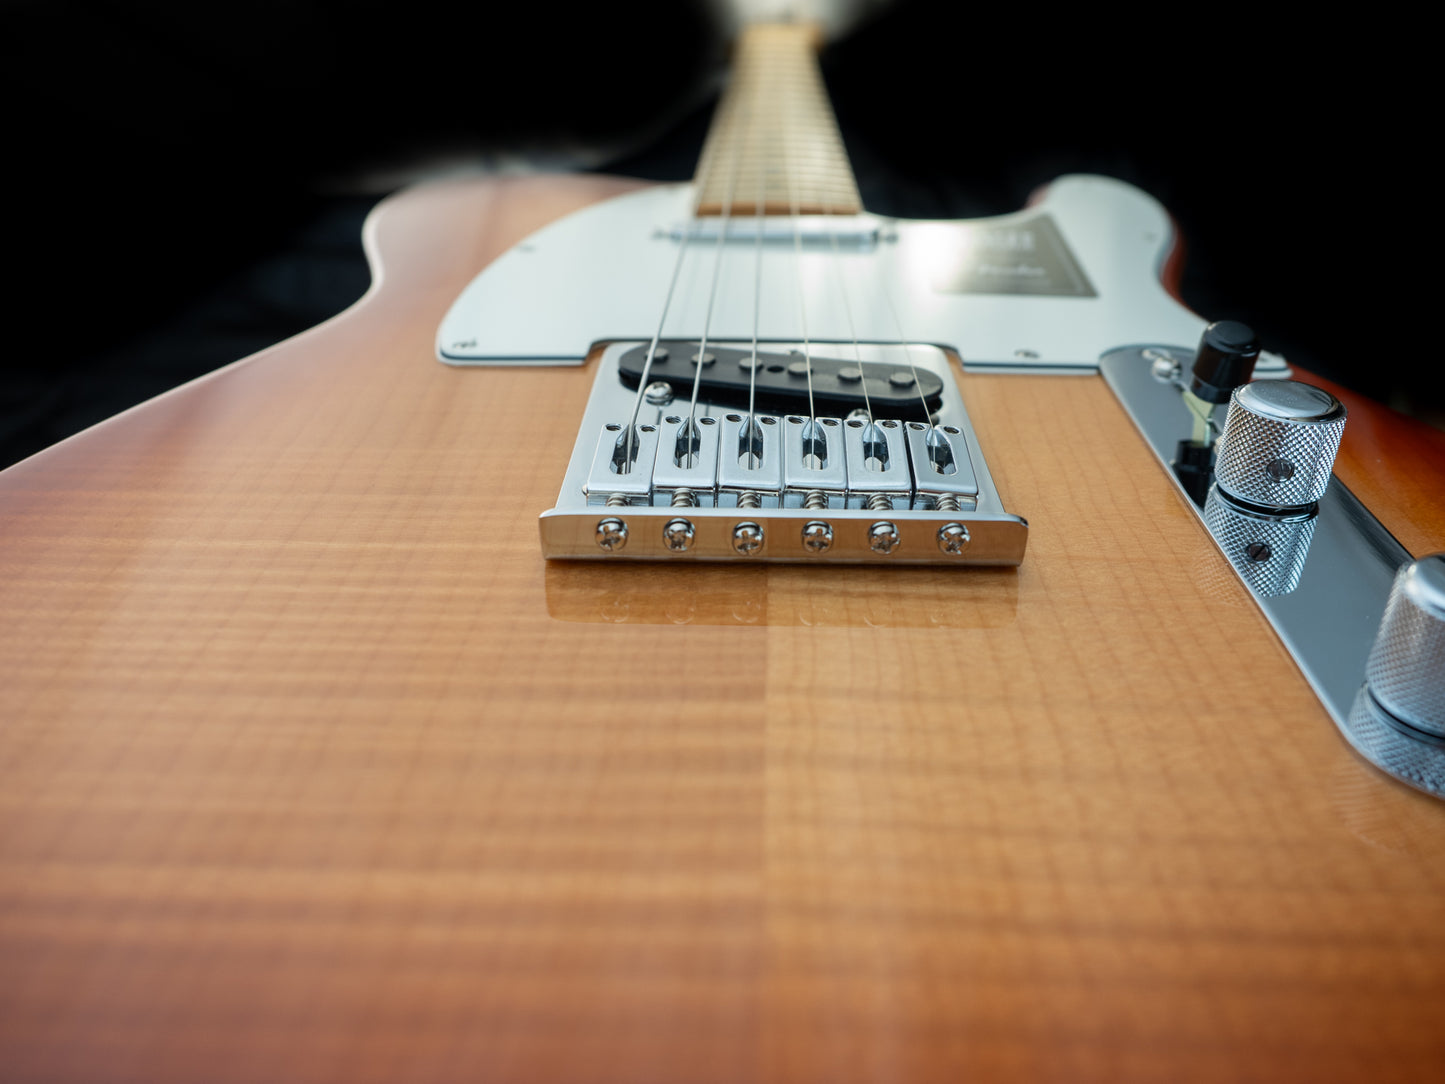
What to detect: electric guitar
<box><xmin>3</xmin><ymin>20</ymin><xmax>1444</xmax><ymax>1084</ymax></box>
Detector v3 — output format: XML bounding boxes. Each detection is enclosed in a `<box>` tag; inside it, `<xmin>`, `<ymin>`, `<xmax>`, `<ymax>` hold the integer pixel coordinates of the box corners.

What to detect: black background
<box><xmin>1</xmin><ymin>0</ymin><xmax>1426</xmax><ymax>468</ymax></box>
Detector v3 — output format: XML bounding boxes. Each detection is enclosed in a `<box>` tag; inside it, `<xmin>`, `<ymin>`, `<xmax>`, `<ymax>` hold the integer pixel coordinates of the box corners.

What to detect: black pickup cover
<box><xmin>617</xmin><ymin>341</ymin><xmax>943</xmax><ymax>421</ymax></box>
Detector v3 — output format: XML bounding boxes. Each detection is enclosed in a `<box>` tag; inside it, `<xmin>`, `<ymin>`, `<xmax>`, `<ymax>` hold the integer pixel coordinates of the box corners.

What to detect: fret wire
<box><xmin>693</xmin><ymin>23</ymin><xmax>860</xmax><ymax>218</ymax></box>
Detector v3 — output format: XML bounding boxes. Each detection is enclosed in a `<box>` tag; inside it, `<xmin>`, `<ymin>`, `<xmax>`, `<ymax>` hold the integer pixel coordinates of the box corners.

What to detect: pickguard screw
<box><xmin>663</xmin><ymin>518</ymin><xmax>696</xmax><ymax>552</ymax></box>
<box><xmin>937</xmin><ymin>522</ymin><xmax>970</xmax><ymax>555</ymax></box>
<box><xmin>869</xmin><ymin>521</ymin><xmax>901</xmax><ymax>554</ymax></box>
<box><xmin>732</xmin><ymin>522</ymin><xmax>764</xmax><ymax>555</ymax></box>
<box><xmin>595</xmin><ymin>518</ymin><xmax>628</xmax><ymax>552</ymax></box>
<box><xmin>644</xmin><ymin>381</ymin><xmax>674</xmax><ymax>406</ymax></box>
<box><xmin>801</xmin><ymin>521</ymin><xmax>834</xmax><ymax>553</ymax></box>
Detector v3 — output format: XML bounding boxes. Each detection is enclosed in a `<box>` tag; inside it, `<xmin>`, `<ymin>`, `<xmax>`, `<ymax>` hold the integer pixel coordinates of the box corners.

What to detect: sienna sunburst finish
<box><xmin>3</xmin><ymin>22</ymin><xmax>1445</xmax><ymax>1083</ymax></box>
<box><xmin>2</xmin><ymin>173</ymin><xmax>1444</xmax><ymax>1083</ymax></box>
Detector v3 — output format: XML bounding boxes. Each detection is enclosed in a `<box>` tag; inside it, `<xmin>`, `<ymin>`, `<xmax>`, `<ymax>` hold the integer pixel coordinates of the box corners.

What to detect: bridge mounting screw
<box><xmin>801</xmin><ymin>521</ymin><xmax>834</xmax><ymax>553</ymax></box>
<box><xmin>595</xmin><ymin>517</ymin><xmax>628</xmax><ymax>552</ymax></box>
<box><xmin>644</xmin><ymin>381</ymin><xmax>674</xmax><ymax>406</ymax></box>
<box><xmin>937</xmin><ymin>522</ymin><xmax>970</xmax><ymax>555</ymax></box>
<box><xmin>868</xmin><ymin>521</ymin><xmax>901</xmax><ymax>554</ymax></box>
<box><xmin>662</xmin><ymin>518</ymin><xmax>696</xmax><ymax>552</ymax></box>
<box><xmin>732</xmin><ymin>522</ymin><xmax>764</xmax><ymax>555</ymax></box>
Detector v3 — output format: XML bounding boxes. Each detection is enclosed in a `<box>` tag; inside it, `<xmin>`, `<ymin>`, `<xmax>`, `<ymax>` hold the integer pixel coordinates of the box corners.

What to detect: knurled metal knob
<box><xmin>1214</xmin><ymin>380</ymin><xmax>1346</xmax><ymax>509</ymax></box>
<box><xmin>1202</xmin><ymin>486</ymin><xmax>1317</xmax><ymax>597</ymax></box>
<box><xmin>1366</xmin><ymin>554</ymin><xmax>1445</xmax><ymax>738</ymax></box>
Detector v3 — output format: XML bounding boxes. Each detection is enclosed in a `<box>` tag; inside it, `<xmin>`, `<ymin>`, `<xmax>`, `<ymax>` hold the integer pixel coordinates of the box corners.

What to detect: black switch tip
<box><xmin>1190</xmin><ymin>320</ymin><xmax>1260</xmax><ymax>404</ymax></box>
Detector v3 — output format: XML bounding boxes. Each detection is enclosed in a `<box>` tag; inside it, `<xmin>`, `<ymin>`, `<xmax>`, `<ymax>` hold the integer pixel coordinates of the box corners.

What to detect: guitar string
<box><xmin>822</xmin><ymin>197</ymin><xmax>873</xmax><ymax>425</ymax></box>
<box><xmin>783</xmin><ymin>70</ymin><xmax>820</xmax><ymax>464</ymax></box>
<box><xmin>876</xmin><ymin>275</ymin><xmax>937</xmax><ymax>426</ymax></box>
<box><xmin>621</xmin><ymin>213</ymin><xmax>698</xmax><ymax>468</ymax></box>
<box><xmin>745</xmin><ymin>52</ymin><xmax>766</xmax><ymax>460</ymax></box>
<box><xmin>683</xmin><ymin>87</ymin><xmax>751</xmax><ymax>452</ymax></box>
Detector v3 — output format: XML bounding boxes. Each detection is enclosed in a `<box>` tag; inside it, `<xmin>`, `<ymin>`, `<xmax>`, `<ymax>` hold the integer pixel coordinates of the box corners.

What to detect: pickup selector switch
<box><xmin>1190</xmin><ymin>320</ymin><xmax>1260</xmax><ymax>404</ymax></box>
<box><xmin>1214</xmin><ymin>380</ymin><xmax>1346</xmax><ymax>510</ymax></box>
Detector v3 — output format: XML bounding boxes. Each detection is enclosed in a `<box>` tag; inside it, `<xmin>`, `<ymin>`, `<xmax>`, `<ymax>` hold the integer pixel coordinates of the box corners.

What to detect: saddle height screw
<box><xmin>868</xmin><ymin>521</ymin><xmax>901</xmax><ymax>555</ymax></box>
<box><xmin>662</xmin><ymin>518</ymin><xmax>696</xmax><ymax>552</ymax></box>
<box><xmin>732</xmin><ymin>522</ymin><xmax>765</xmax><ymax>555</ymax></box>
<box><xmin>801</xmin><ymin>521</ymin><xmax>834</xmax><ymax>554</ymax></box>
<box><xmin>937</xmin><ymin>522</ymin><xmax>970</xmax><ymax>555</ymax></box>
<box><xmin>595</xmin><ymin>517</ymin><xmax>628</xmax><ymax>552</ymax></box>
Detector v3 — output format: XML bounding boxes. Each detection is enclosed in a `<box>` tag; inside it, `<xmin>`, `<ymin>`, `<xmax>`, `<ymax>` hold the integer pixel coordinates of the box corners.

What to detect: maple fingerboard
<box><xmin>692</xmin><ymin>23</ymin><xmax>862</xmax><ymax>216</ymax></box>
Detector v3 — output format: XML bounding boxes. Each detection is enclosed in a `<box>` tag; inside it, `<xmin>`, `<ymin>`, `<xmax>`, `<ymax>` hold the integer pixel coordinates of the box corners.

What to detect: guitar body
<box><xmin>3</xmin><ymin>174</ymin><xmax>1445</xmax><ymax>1083</ymax></box>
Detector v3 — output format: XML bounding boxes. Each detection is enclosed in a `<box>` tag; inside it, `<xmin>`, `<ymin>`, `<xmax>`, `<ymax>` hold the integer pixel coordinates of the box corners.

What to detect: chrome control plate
<box><xmin>1101</xmin><ymin>345</ymin><xmax>1445</xmax><ymax>800</ymax></box>
<box><xmin>542</xmin><ymin>342</ymin><xmax>1028</xmax><ymax>565</ymax></box>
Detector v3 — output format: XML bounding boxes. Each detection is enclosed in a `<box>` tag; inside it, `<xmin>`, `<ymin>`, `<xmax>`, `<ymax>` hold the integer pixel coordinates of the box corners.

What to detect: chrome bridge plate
<box><xmin>541</xmin><ymin>343</ymin><xmax>1028</xmax><ymax>565</ymax></box>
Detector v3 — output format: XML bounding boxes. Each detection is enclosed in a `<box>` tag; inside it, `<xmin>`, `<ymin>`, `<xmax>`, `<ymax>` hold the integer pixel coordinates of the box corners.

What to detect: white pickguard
<box><xmin>436</xmin><ymin>174</ymin><xmax>1287</xmax><ymax>374</ymax></box>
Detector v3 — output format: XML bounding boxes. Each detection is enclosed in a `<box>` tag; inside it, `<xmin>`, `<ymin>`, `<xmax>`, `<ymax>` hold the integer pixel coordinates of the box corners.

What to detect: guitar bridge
<box><xmin>541</xmin><ymin>342</ymin><xmax>1029</xmax><ymax>565</ymax></box>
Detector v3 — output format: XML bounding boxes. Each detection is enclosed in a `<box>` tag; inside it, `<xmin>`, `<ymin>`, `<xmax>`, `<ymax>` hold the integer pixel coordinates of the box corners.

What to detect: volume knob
<box><xmin>1214</xmin><ymin>380</ymin><xmax>1346</xmax><ymax>509</ymax></box>
<box><xmin>1366</xmin><ymin>554</ymin><xmax>1445</xmax><ymax>738</ymax></box>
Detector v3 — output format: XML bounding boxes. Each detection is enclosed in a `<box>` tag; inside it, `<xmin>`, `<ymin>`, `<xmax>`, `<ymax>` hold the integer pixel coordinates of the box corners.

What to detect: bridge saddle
<box><xmin>546</xmin><ymin>342</ymin><xmax>1028</xmax><ymax>565</ymax></box>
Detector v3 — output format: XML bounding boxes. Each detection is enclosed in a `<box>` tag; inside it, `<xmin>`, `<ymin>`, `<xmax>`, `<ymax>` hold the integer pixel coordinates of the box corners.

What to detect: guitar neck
<box><xmin>692</xmin><ymin>23</ymin><xmax>862</xmax><ymax>216</ymax></box>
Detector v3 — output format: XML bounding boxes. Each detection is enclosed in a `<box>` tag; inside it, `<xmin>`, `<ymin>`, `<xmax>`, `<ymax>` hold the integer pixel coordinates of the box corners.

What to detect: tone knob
<box><xmin>1213</xmin><ymin>380</ymin><xmax>1346</xmax><ymax>509</ymax></box>
<box><xmin>1366</xmin><ymin>554</ymin><xmax>1445</xmax><ymax>738</ymax></box>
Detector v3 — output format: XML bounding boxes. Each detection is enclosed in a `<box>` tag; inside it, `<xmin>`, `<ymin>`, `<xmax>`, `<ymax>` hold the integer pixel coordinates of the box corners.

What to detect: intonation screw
<box><xmin>732</xmin><ymin>522</ymin><xmax>764</xmax><ymax>555</ymax></box>
<box><xmin>662</xmin><ymin>518</ymin><xmax>695</xmax><ymax>552</ymax></box>
<box><xmin>644</xmin><ymin>381</ymin><xmax>674</xmax><ymax>406</ymax></box>
<box><xmin>937</xmin><ymin>522</ymin><xmax>970</xmax><ymax>555</ymax></box>
<box><xmin>801</xmin><ymin>521</ymin><xmax>834</xmax><ymax>553</ymax></box>
<box><xmin>595</xmin><ymin>518</ymin><xmax>628</xmax><ymax>552</ymax></box>
<box><xmin>869</xmin><ymin>521</ymin><xmax>901</xmax><ymax>554</ymax></box>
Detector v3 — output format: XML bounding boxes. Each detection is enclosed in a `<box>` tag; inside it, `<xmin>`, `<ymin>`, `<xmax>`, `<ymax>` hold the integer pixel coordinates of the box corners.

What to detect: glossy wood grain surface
<box><xmin>2</xmin><ymin>176</ymin><xmax>1444</xmax><ymax>1084</ymax></box>
<box><xmin>1291</xmin><ymin>367</ymin><xmax>1445</xmax><ymax>558</ymax></box>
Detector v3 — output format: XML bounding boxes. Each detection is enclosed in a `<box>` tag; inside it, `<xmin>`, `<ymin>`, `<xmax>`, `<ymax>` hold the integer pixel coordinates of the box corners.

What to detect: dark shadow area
<box><xmin>1</xmin><ymin>0</ymin><xmax>1428</xmax><ymax>468</ymax></box>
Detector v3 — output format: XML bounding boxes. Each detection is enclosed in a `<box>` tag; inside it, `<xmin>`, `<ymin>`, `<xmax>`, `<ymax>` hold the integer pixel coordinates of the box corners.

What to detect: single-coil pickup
<box><xmin>617</xmin><ymin>341</ymin><xmax>944</xmax><ymax>421</ymax></box>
